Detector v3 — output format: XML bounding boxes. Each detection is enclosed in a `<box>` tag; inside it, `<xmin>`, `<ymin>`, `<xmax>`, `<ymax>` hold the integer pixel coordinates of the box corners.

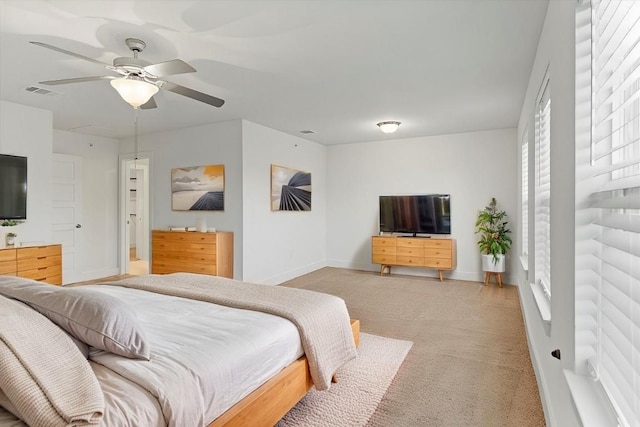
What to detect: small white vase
<box><xmin>482</xmin><ymin>254</ymin><xmax>505</xmax><ymax>272</ymax></box>
<box><xmin>5</xmin><ymin>236</ymin><xmax>16</xmax><ymax>246</ymax></box>
<box><xmin>196</xmin><ymin>217</ymin><xmax>207</xmax><ymax>233</ymax></box>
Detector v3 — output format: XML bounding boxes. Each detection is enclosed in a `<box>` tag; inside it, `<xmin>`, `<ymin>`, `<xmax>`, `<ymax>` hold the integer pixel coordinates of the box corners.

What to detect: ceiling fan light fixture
<box><xmin>377</xmin><ymin>121</ymin><xmax>401</xmax><ymax>134</ymax></box>
<box><xmin>110</xmin><ymin>77</ymin><xmax>159</xmax><ymax>108</ymax></box>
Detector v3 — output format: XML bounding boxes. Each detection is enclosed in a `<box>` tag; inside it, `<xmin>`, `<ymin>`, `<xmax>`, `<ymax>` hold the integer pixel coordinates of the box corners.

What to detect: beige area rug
<box><xmin>277</xmin><ymin>333</ymin><xmax>413</xmax><ymax>427</ymax></box>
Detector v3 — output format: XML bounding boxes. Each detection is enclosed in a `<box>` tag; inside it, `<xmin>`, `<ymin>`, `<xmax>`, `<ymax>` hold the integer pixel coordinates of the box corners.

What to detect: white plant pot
<box><xmin>5</xmin><ymin>236</ymin><xmax>16</xmax><ymax>246</ymax></box>
<box><xmin>482</xmin><ymin>254</ymin><xmax>505</xmax><ymax>273</ymax></box>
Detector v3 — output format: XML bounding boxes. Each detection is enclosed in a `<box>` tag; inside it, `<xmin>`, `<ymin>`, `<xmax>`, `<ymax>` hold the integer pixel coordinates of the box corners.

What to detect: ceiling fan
<box><xmin>30</xmin><ymin>38</ymin><xmax>225</xmax><ymax>109</ymax></box>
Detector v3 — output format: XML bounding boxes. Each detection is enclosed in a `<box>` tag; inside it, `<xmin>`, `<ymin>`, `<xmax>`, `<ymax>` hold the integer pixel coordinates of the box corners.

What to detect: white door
<box><xmin>52</xmin><ymin>154</ymin><xmax>82</xmax><ymax>285</ymax></box>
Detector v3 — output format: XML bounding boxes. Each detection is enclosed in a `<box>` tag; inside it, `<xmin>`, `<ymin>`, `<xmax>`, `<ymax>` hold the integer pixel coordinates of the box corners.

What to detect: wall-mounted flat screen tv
<box><xmin>0</xmin><ymin>154</ymin><xmax>27</xmax><ymax>220</ymax></box>
<box><xmin>379</xmin><ymin>194</ymin><xmax>451</xmax><ymax>235</ymax></box>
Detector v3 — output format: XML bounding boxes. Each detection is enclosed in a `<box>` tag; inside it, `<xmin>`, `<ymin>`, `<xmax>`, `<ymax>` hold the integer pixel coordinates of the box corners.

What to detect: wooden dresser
<box><xmin>0</xmin><ymin>244</ymin><xmax>63</xmax><ymax>285</ymax></box>
<box><xmin>0</xmin><ymin>248</ymin><xmax>17</xmax><ymax>276</ymax></box>
<box><xmin>371</xmin><ymin>236</ymin><xmax>456</xmax><ymax>281</ymax></box>
<box><xmin>151</xmin><ymin>230</ymin><xmax>234</xmax><ymax>278</ymax></box>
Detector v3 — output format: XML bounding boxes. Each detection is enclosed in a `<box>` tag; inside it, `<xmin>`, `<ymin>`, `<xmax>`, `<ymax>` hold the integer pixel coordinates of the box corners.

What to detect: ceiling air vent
<box><xmin>300</xmin><ymin>130</ymin><xmax>316</xmax><ymax>134</ymax></box>
<box><xmin>24</xmin><ymin>86</ymin><xmax>60</xmax><ymax>96</ymax></box>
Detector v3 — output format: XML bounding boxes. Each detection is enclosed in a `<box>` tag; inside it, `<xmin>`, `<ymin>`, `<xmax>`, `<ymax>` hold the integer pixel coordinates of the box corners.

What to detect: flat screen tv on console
<box><xmin>0</xmin><ymin>154</ymin><xmax>27</xmax><ymax>220</ymax></box>
<box><xmin>379</xmin><ymin>194</ymin><xmax>451</xmax><ymax>235</ymax></box>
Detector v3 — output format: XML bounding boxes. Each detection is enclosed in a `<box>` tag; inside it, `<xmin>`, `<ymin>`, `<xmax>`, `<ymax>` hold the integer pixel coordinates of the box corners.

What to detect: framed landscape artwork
<box><xmin>171</xmin><ymin>164</ymin><xmax>225</xmax><ymax>211</ymax></box>
<box><xmin>271</xmin><ymin>164</ymin><xmax>312</xmax><ymax>211</ymax></box>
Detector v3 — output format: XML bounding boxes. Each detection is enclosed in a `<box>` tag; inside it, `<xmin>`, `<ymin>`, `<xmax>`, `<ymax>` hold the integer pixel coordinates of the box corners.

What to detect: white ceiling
<box><xmin>0</xmin><ymin>0</ymin><xmax>548</xmax><ymax>145</ymax></box>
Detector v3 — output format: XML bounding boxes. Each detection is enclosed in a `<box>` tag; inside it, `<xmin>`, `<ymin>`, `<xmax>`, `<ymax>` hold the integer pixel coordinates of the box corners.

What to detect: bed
<box><xmin>0</xmin><ymin>273</ymin><xmax>358</xmax><ymax>427</ymax></box>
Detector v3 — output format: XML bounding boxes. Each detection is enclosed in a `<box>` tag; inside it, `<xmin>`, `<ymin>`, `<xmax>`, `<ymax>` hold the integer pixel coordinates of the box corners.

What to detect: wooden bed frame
<box><xmin>209</xmin><ymin>319</ymin><xmax>360</xmax><ymax>427</ymax></box>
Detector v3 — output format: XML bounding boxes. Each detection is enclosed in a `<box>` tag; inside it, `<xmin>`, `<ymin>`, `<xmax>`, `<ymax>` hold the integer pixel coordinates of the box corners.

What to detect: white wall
<box><xmin>53</xmin><ymin>130</ymin><xmax>120</xmax><ymax>281</ymax></box>
<box><xmin>241</xmin><ymin>120</ymin><xmax>327</xmax><ymax>284</ymax></box>
<box><xmin>516</xmin><ymin>1</ymin><xmax>580</xmax><ymax>426</ymax></box>
<box><xmin>120</xmin><ymin>120</ymin><xmax>244</xmax><ymax>279</ymax></box>
<box><xmin>326</xmin><ymin>128</ymin><xmax>518</xmax><ymax>283</ymax></box>
<box><xmin>0</xmin><ymin>101</ymin><xmax>53</xmax><ymax>246</ymax></box>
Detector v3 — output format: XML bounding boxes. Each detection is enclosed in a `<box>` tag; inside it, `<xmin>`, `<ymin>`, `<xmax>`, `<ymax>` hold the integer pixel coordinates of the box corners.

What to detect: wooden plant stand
<box><xmin>484</xmin><ymin>272</ymin><xmax>503</xmax><ymax>287</ymax></box>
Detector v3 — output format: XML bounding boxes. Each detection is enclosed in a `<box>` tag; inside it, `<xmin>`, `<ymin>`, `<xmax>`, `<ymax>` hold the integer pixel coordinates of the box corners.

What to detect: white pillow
<box><xmin>0</xmin><ymin>277</ymin><xmax>150</xmax><ymax>360</ymax></box>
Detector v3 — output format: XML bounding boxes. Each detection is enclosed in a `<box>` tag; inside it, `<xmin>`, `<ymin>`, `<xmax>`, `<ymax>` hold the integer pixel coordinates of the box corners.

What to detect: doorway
<box><xmin>120</xmin><ymin>156</ymin><xmax>150</xmax><ymax>275</ymax></box>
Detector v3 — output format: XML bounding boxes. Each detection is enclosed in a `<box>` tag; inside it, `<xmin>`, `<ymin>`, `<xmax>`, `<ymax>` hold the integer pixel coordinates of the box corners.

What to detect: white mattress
<box><xmin>0</xmin><ymin>285</ymin><xmax>304</xmax><ymax>426</ymax></box>
<box><xmin>86</xmin><ymin>284</ymin><xmax>304</xmax><ymax>425</ymax></box>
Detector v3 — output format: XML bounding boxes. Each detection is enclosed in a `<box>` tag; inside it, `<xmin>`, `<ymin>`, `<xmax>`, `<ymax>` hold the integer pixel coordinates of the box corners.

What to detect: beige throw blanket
<box><xmin>0</xmin><ymin>296</ymin><xmax>104</xmax><ymax>427</ymax></box>
<box><xmin>105</xmin><ymin>273</ymin><xmax>358</xmax><ymax>391</ymax></box>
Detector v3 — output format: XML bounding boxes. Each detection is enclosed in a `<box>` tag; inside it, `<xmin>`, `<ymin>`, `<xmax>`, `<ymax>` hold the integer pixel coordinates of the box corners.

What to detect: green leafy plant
<box><xmin>1</xmin><ymin>220</ymin><xmax>18</xmax><ymax>227</ymax></box>
<box><xmin>475</xmin><ymin>197</ymin><xmax>512</xmax><ymax>262</ymax></box>
<box><xmin>6</xmin><ymin>232</ymin><xmax>16</xmax><ymax>238</ymax></box>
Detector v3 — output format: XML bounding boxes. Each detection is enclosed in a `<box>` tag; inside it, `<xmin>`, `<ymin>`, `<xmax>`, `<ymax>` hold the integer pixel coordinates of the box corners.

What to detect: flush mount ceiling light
<box><xmin>377</xmin><ymin>121</ymin><xmax>401</xmax><ymax>134</ymax></box>
<box><xmin>110</xmin><ymin>76</ymin><xmax>159</xmax><ymax>109</ymax></box>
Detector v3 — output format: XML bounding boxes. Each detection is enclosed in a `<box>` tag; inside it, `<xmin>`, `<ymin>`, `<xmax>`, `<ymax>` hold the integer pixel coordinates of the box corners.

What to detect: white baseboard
<box><xmin>326</xmin><ymin>260</ymin><xmax>514</xmax><ymax>284</ymax></box>
<box><xmin>260</xmin><ymin>260</ymin><xmax>328</xmax><ymax>285</ymax></box>
<box><xmin>64</xmin><ymin>267</ymin><xmax>120</xmax><ymax>285</ymax></box>
<box><xmin>516</xmin><ymin>275</ymin><xmax>555</xmax><ymax>427</ymax></box>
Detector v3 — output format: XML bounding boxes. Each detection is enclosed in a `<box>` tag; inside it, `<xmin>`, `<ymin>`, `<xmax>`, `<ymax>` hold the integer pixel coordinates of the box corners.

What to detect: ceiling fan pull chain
<box><xmin>134</xmin><ymin>107</ymin><xmax>139</xmax><ymax>163</ymax></box>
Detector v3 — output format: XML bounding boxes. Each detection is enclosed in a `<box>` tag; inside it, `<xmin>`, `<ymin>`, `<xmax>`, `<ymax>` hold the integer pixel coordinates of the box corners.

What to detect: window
<box><xmin>579</xmin><ymin>1</ymin><xmax>640</xmax><ymax>425</ymax></box>
<box><xmin>535</xmin><ymin>76</ymin><xmax>551</xmax><ymax>297</ymax></box>
<box><xmin>521</xmin><ymin>129</ymin><xmax>529</xmax><ymax>257</ymax></box>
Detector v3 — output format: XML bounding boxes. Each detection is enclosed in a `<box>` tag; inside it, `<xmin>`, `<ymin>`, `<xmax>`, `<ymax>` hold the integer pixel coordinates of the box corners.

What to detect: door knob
<box><xmin>76</xmin><ymin>224</ymin><xmax>82</xmax><ymax>229</ymax></box>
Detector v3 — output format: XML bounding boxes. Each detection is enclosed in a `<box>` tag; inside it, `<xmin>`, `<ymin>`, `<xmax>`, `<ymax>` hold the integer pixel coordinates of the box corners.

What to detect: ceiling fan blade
<box><xmin>144</xmin><ymin>60</ymin><xmax>195</xmax><ymax>77</ymax></box>
<box><xmin>160</xmin><ymin>81</ymin><xmax>225</xmax><ymax>108</ymax></box>
<box><xmin>140</xmin><ymin>97</ymin><xmax>157</xmax><ymax>110</ymax></box>
<box><xmin>39</xmin><ymin>76</ymin><xmax>115</xmax><ymax>86</ymax></box>
<box><xmin>30</xmin><ymin>41</ymin><xmax>110</xmax><ymax>67</ymax></box>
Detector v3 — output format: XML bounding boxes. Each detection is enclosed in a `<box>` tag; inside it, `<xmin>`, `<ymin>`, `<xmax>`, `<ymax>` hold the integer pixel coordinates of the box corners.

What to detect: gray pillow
<box><xmin>0</xmin><ymin>277</ymin><xmax>150</xmax><ymax>360</ymax></box>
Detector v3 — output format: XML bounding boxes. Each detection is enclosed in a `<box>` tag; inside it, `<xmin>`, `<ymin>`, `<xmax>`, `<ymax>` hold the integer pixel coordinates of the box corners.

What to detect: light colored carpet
<box><xmin>277</xmin><ymin>333</ymin><xmax>412</xmax><ymax>427</ymax></box>
<box><xmin>282</xmin><ymin>267</ymin><xmax>546</xmax><ymax>427</ymax></box>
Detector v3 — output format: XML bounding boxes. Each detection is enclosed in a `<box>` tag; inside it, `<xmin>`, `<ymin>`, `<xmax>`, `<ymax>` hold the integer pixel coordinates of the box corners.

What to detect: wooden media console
<box><xmin>371</xmin><ymin>235</ymin><xmax>456</xmax><ymax>281</ymax></box>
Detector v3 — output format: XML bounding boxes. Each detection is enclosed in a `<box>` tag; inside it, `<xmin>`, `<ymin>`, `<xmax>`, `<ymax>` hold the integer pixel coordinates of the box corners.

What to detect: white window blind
<box><xmin>522</xmin><ymin>131</ymin><xmax>529</xmax><ymax>256</ymax></box>
<box><xmin>535</xmin><ymin>79</ymin><xmax>551</xmax><ymax>296</ymax></box>
<box><xmin>588</xmin><ymin>1</ymin><xmax>640</xmax><ymax>425</ymax></box>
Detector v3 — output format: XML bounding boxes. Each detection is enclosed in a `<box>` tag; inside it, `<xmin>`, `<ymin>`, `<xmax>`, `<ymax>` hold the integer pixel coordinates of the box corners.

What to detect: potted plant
<box><xmin>475</xmin><ymin>197</ymin><xmax>512</xmax><ymax>272</ymax></box>
<box><xmin>5</xmin><ymin>232</ymin><xmax>17</xmax><ymax>246</ymax></box>
<box><xmin>1</xmin><ymin>220</ymin><xmax>18</xmax><ymax>227</ymax></box>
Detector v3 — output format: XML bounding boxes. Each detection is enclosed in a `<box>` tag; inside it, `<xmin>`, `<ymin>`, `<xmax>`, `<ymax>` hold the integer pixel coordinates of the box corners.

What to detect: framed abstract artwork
<box><xmin>171</xmin><ymin>164</ymin><xmax>225</xmax><ymax>211</ymax></box>
<box><xmin>271</xmin><ymin>164</ymin><xmax>312</xmax><ymax>211</ymax></box>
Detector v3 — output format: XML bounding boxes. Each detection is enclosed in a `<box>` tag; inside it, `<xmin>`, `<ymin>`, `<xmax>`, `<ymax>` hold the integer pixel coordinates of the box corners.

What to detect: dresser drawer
<box><xmin>397</xmin><ymin>246</ymin><xmax>424</xmax><ymax>257</ymax></box>
<box><xmin>153</xmin><ymin>231</ymin><xmax>217</xmax><ymax>244</ymax></box>
<box><xmin>423</xmin><ymin>258</ymin><xmax>452</xmax><ymax>269</ymax></box>
<box><xmin>372</xmin><ymin>254</ymin><xmax>397</xmax><ymax>265</ymax></box>
<box><xmin>396</xmin><ymin>255</ymin><xmax>424</xmax><ymax>266</ymax></box>
<box><xmin>153</xmin><ymin>246</ymin><xmax>217</xmax><ymax>262</ymax></box>
<box><xmin>0</xmin><ymin>248</ymin><xmax>16</xmax><ymax>262</ymax></box>
<box><xmin>0</xmin><ymin>248</ymin><xmax>16</xmax><ymax>275</ymax></box>
<box><xmin>424</xmin><ymin>248</ymin><xmax>451</xmax><ymax>259</ymax></box>
<box><xmin>397</xmin><ymin>238</ymin><xmax>424</xmax><ymax>248</ymax></box>
<box><xmin>0</xmin><ymin>261</ymin><xmax>16</xmax><ymax>275</ymax></box>
<box><xmin>17</xmin><ymin>254</ymin><xmax>62</xmax><ymax>272</ymax></box>
<box><xmin>423</xmin><ymin>239</ymin><xmax>452</xmax><ymax>250</ymax></box>
<box><xmin>16</xmin><ymin>245</ymin><xmax>61</xmax><ymax>260</ymax></box>
<box><xmin>372</xmin><ymin>245</ymin><xmax>396</xmax><ymax>256</ymax></box>
<box><xmin>372</xmin><ymin>237</ymin><xmax>396</xmax><ymax>248</ymax></box>
<box><xmin>18</xmin><ymin>265</ymin><xmax>63</xmax><ymax>285</ymax></box>
<box><xmin>152</xmin><ymin>260</ymin><xmax>216</xmax><ymax>275</ymax></box>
